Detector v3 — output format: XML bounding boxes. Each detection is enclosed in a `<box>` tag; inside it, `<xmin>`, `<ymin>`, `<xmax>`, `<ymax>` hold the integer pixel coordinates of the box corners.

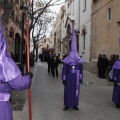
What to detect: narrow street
<box><xmin>13</xmin><ymin>61</ymin><xmax>120</xmax><ymax>120</ymax></box>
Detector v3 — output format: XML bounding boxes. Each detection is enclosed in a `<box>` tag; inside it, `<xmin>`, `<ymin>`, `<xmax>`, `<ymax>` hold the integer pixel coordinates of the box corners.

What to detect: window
<box><xmin>83</xmin><ymin>0</ymin><xmax>87</xmax><ymax>11</ymax></box>
<box><xmin>9</xmin><ymin>31</ymin><xmax>13</xmax><ymax>38</ymax></box>
<box><xmin>81</xmin><ymin>25</ymin><xmax>87</xmax><ymax>51</ymax></box>
<box><xmin>108</xmin><ymin>8</ymin><xmax>112</xmax><ymax>20</ymax></box>
<box><xmin>83</xmin><ymin>29</ymin><xmax>86</xmax><ymax>50</ymax></box>
<box><xmin>83</xmin><ymin>33</ymin><xmax>86</xmax><ymax>50</ymax></box>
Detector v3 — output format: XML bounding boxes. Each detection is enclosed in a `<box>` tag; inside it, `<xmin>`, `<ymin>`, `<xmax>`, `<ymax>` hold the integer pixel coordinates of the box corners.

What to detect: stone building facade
<box><xmin>90</xmin><ymin>0</ymin><xmax>120</xmax><ymax>74</ymax></box>
<box><xmin>0</xmin><ymin>0</ymin><xmax>31</xmax><ymax>63</ymax></box>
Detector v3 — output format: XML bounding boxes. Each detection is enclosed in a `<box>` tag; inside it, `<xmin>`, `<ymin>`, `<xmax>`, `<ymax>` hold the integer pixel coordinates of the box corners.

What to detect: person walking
<box><xmin>108</xmin><ymin>54</ymin><xmax>117</xmax><ymax>82</ymax></box>
<box><xmin>112</xmin><ymin>60</ymin><xmax>120</xmax><ymax>108</ymax></box>
<box><xmin>0</xmin><ymin>17</ymin><xmax>33</xmax><ymax>120</ymax></box>
<box><xmin>101</xmin><ymin>54</ymin><xmax>109</xmax><ymax>78</ymax></box>
<box><xmin>62</xmin><ymin>24</ymin><xmax>83</xmax><ymax>111</ymax></box>
<box><xmin>97</xmin><ymin>54</ymin><xmax>103</xmax><ymax>78</ymax></box>
<box><xmin>47</xmin><ymin>52</ymin><xmax>53</xmax><ymax>74</ymax></box>
<box><xmin>52</xmin><ymin>55</ymin><xmax>59</xmax><ymax>77</ymax></box>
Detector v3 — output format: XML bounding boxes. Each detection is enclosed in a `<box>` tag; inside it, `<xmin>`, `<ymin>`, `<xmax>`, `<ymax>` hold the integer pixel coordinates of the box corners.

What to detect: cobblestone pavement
<box><xmin>13</xmin><ymin>61</ymin><xmax>120</xmax><ymax>120</ymax></box>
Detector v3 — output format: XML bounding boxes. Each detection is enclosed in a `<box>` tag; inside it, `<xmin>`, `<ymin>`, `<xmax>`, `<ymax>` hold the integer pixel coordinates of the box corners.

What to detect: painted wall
<box><xmin>79</xmin><ymin>0</ymin><xmax>92</xmax><ymax>62</ymax></box>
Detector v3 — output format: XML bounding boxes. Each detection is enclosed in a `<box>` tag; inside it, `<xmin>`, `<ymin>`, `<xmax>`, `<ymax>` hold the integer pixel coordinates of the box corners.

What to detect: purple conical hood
<box><xmin>63</xmin><ymin>25</ymin><xmax>83</xmax><ymax>65</ymax></box>
<box><xmin>71</xmin><ymin>25</ymin><xmax>77</xmax><ymax>52</ymax></box>
<box><xmin>0</xmin><ymin>17</ymin><xmax>21</xmax><ymax>82</ymax></box>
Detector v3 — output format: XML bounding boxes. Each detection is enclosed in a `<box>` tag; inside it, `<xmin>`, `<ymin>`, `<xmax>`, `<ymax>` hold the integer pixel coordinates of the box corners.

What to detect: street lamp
<box><xmin>20</xmin><ymin>2</ymin><xmax>28</xmax><ymax>75</ymax></box>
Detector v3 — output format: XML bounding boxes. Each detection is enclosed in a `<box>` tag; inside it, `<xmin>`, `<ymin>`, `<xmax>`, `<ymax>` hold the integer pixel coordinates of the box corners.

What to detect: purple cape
<box><xmin>0</xmin><ymin>17</ymin><xmax>21</xmax><ymax>82</ymax></box>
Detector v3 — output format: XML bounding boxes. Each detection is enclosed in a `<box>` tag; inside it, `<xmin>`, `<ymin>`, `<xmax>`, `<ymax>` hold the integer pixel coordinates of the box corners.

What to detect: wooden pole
<box><xmin>26</xmin><ymin>18</ymin><xmax>32</xmax><ymax>120</ymax></box>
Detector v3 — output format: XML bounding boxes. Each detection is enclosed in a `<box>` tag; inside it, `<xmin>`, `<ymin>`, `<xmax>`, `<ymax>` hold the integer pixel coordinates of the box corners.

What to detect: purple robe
<box><xmin>62</xmin><ymin>24</ymin><xmax>83</xmax><ymax>108</ymax></box>
<box><xmin>62</xmin><ymin>63</ymin><xmax>83</xmax><ymax>107</ymax></box>
<box><xmin>112</xmin><ymin>60</ymin><xmax>120</xmax><ymax>105</ymax></box>
<box><xmin>0</xmin><ymin>74</ymin><xmax>32</xmax><ymax>120</ymax></box>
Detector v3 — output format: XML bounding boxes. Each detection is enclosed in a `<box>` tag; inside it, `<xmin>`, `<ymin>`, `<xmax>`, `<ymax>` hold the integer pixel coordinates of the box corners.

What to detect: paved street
<box><xmin>13</xmin><ymin>61</ymin><xmax>120</xmax><ymax>120</ymax></box>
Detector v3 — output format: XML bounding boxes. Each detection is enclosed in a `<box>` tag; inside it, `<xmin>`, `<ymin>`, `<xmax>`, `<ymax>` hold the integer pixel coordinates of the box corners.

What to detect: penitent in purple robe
<box><xmin>62</xmin><ymin>24</ymin><xmax>83</xmax><ymax>108</ymax></box>
<box><xmin>0</xmin><ymin>16</ymin><xmax>32</xmax><ymax>120</ymax></box>
<box><xmin>62</xmin><ymin>63</ymin><xmax>83</xmax><ymax>107</ymax></box>
<box><xmin>112</xmin><ymin>60</ymin><xmax>120</xmax><ymax>105</ymax></box>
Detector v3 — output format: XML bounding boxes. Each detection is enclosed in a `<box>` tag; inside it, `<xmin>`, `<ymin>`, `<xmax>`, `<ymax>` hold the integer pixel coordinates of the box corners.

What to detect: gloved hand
<box><xmin>26</xmin><ymin>72</ymin><xmax>33</xmax><ymax>79</ymax></box>
<box><xmin>63</xmin><ymin>81</ymin><xmax>66</xmax><ymax>85</ymax></box>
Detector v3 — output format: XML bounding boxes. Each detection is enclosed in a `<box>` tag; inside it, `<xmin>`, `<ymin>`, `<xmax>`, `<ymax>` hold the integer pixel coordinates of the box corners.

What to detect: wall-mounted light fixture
<box><xmin>75</xmin><ymin>29</ymin><xmax>80</xmax><ymax>35</ymax></box>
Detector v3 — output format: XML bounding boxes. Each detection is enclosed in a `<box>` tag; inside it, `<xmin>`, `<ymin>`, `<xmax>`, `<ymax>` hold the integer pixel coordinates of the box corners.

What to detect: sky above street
<box><xmin>50</xmin><ymin>0</ymin><xmax>65</xmax><ymax>14</ymax></box>
<box><xmin>32</xmin><ymin>0</ymin><xmax>65</xmax><ymax>38</ymax></box>
<box><xmin>46</xmin><ymin>0</ymin><xmax>65</xmax><ymax>37</ymax></box>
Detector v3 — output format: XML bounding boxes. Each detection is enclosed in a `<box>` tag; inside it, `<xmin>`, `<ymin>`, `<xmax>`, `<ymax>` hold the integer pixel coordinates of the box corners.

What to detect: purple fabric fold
<box><xmin>76</xmin><ymin>70</ymin><xmax>80</xmax><ymax>98</ymax></box>
<box><xmin>62</xmin><ymin>75</ymin><xmax>66</xmax><ymax>80</ymax></box>
<box><xmin>113</xmin><ymin>60</ymin><xmax>120</xmax><ymax>69</ymax></box>
<box><xmin>0</xmin><ymin>93</ymin><xmax>10</xmax><ymax>101</ymax></box>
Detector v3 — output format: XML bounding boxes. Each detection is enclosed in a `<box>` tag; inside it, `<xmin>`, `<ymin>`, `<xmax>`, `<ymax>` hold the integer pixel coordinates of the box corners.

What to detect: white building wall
<box><xmin>53</xmin><ymin>0</ymin><xmax>92</xmax><ymax>60</ymax></box>
<box><xmin>74</xmin><ymin>0</ymin><xmax>79</xmax><ymax>30</ymax></box>
<box><xmin>79</xmin><ymin>0</ymin><xmax>92</xmax><ymax>62</ymax></box>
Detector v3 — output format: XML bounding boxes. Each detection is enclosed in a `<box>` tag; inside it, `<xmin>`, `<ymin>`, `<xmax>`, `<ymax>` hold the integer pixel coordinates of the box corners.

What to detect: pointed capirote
<box><xmin>70</xmin><ymin>25</ymin><xmax>77</xmax><ymax>52</ymax></box>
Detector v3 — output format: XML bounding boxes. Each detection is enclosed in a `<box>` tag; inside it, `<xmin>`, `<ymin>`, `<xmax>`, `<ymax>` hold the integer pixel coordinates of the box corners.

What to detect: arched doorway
<box><xmin>81</xmin><ymin>25</ymin><xmax>87</xmax><ymax>51</ymax></box>
<box><xmin>15</xmin><ymin>33</ymin><xmax>21</xmax><ymax>62</ymax></box>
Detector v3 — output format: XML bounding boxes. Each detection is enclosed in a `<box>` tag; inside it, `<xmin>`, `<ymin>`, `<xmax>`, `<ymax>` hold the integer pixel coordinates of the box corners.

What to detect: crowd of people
<box><xmin>97</xmin><ymin>54</ymin><xmax>119</xmax><ymax>80</ymax></box>
<box><xmin>97</xmin><ymin>53</ymin><xmax>120</xmax><ymax>108</ymax></box>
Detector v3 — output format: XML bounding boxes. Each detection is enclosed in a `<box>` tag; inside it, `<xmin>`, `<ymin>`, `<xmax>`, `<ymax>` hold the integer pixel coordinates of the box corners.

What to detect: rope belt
<box><xmin>0</xmin><ymin>93</ymin><xmax>10</xmax><ymax>101</ymax></box>
<box><xmin>68</xmin><ymin>69</ymin><xmax>77</xmax><ymax>73</ymax></box>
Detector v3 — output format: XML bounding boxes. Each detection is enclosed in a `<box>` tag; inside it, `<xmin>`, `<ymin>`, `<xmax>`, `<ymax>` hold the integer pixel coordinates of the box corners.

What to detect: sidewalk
<box><xmin>13</xmin><ymin>61</ymin><xmax>120</xmax><ymax>120</ymax></box>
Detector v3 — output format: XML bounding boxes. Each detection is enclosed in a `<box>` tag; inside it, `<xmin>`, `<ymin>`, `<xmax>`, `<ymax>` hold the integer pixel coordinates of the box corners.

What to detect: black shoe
<box><xmin>108</xmin><ymin>79</ymin><xmax>114</xmax><ymax>82</ymax></box>
<box><xmin>116</xmin><ymin>104</ymin><xmax>120</xmax><ymax>108</ymax></box>
<box><xmin>63</xmin><ymin>106</ymin><xmax>69</xmax><ymax>111</ymax></box>
<box><xmin>73</xmin><ymin>106</ymin><xmax>79</xmax><ymax>111</ymax></box>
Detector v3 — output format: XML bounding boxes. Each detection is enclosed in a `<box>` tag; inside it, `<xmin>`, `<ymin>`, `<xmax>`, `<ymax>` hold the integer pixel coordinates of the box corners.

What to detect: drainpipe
<box><xmin>78</xmin><ymin>0</ymin><xmax>80</xmax><ymax>54</ymax></box>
